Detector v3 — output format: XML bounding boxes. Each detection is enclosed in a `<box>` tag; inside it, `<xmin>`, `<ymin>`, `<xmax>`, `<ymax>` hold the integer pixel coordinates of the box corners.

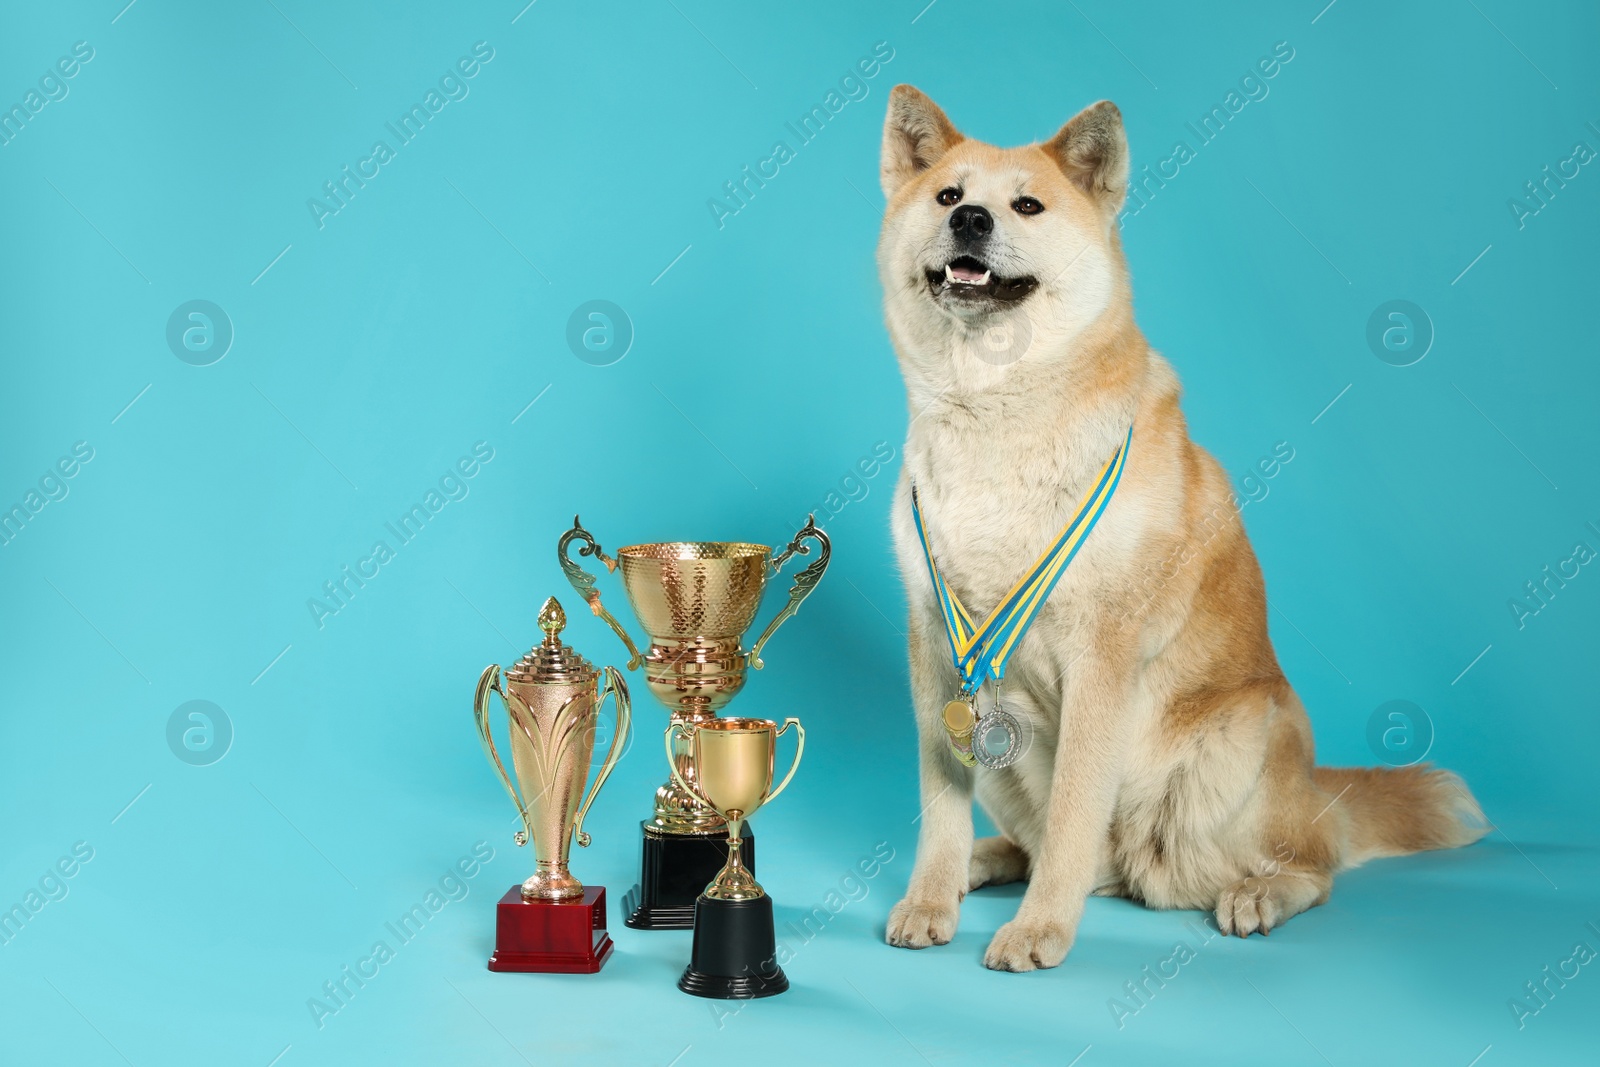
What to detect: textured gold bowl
<box><xmin>615</xmin><ymin>541</ymin><xmax>771</xmax><ymax>641</ymax></box>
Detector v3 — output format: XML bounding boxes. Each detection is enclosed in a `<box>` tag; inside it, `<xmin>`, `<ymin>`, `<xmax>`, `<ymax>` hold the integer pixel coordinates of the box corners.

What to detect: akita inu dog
<box><xmin>876</xmin><ymin>85</ymin><xmax>1486</xmax><ymax>971</ymax></box>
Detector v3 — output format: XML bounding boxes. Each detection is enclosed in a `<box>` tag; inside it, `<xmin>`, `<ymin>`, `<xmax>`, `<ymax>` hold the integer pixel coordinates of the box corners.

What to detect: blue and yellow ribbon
<box><xmin>912</xmin><ymin>426</ymin><xmax>1132</xmax><ymax>695</ymax></box>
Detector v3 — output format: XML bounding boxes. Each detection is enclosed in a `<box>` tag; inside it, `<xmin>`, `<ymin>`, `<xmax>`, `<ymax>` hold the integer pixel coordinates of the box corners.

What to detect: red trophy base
<box><xmin>487</xmin><ymin>885</ymin><xmax>614</xmax><ymax>974</ymax></box>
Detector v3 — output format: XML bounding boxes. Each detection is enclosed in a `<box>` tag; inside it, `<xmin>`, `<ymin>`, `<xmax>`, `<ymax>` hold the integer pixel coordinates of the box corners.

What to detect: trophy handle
<box><xmin>571</xmin><ymin>666</ymin><xmax>632</xmax><ymax>848</ymax></box>
<box><xmin>473</xmin><ymin>665</ymin><xmax>532</xmax><ymax>846</ymax></box>
<box><xmin>664</xmin><ymin>723</ymin><xmax>715</xmax><ymax>813</ymax></box>
<box><xmin>558</xmin><ymin>515</ymin><xmax>645</xmax><ymax>671</ymax></box>
<box><xmin>748</xmin><ymin>515</ymin><xmax>832</xmax><ymax>670</ymax></box>
<box><xmin>763</xmin><ymin>717</ymin><xmax>806</xmax><ymax>807</ymax></box>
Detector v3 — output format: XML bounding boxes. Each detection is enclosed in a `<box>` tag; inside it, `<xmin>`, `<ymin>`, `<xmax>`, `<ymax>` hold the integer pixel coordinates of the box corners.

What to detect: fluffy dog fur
<box><xmin>876</xmin><ymin>85</ymin><xmax>1486</xmax><ymax>971</ymax></box>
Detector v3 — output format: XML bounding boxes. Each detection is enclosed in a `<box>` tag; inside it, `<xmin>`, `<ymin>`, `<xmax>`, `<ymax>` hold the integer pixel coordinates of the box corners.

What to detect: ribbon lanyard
<box><xmin>911</xmin><ymin>426</ymin><xmax>1132</xmax><ymax>767</ymax></box>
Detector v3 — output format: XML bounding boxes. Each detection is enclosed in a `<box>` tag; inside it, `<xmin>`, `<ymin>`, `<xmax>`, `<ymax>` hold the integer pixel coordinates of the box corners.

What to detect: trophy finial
<box><xmin>538</xmin><ymin>597</ymin><xmax>567</xmax><ymax>637</ymax></box>
<box><xmin>509</xmin><ymin>596</ymin><xmax>592</xmax><ymax>684</ymax></box>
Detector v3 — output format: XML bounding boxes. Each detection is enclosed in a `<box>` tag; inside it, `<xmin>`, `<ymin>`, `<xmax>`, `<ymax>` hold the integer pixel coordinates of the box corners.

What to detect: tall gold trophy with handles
<box><xmin>558</xmin><ymin>515</ymin><xmax>829</xmax><ymax>929</ymax></box>
<box><xmin>472</xmin><ymin>597</ymin><xmax>631</xmax><ymax>972</ymax></box>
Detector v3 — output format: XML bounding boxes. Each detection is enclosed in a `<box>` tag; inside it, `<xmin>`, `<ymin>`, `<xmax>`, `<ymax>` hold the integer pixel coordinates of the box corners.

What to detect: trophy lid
<box><xmin>506</xmin><ymin>597</ymin><xmax>596</xmax><ymax>684</ymax></box>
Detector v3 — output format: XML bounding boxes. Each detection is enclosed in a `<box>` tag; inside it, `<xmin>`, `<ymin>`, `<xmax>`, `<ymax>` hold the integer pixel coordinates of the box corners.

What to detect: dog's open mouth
<box><xmin>925</xmin><ymin>255</ymin><xmax>1038</xmax><ymax>304</ymax></box>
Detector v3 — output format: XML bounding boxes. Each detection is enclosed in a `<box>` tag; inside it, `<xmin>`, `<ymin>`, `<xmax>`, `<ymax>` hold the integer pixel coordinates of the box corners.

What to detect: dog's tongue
<box><xmin>949</xmin><ymin>262</ymin><xmax>987</xmax><ymax>282</ymax></box>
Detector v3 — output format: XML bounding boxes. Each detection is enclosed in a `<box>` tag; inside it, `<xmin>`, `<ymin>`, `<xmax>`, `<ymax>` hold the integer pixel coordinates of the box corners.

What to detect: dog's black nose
<box><xmin>949</xmin><ymin>204</ymin><xmax>993</xmax><ymax>241</ymax></box>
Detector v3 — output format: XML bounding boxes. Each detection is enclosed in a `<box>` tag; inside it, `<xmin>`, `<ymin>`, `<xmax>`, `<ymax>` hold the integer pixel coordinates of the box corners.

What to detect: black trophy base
<box><xmin>678</xmin><ymin>894</ymin><xmax>788</xmax><ymax>999</ymax></box>
<box><xmin>624</xmin><ymin>822</ymin><xmax>755</xmax><ymax>931</ymax></box>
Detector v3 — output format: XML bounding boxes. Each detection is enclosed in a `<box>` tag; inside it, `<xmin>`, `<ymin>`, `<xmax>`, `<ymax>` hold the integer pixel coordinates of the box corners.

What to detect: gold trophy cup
<box><xmin>665</xmin><ymin>717</ymin><xmax>805</xmax><ymax>999</ymax></box>
<box><xmin>473</xmin><ymin>597</ymin><xmax>632</xmax><ymax>972</ymax></box>
<box><xmin>666</xmin><ymin>717</ymin><xmax>805</xmax><ymax>902</ymax></box>
<box><xmin>558</xmin><ymin>515</ymin><xmax>828</xmax><ymax>928</ymax></box>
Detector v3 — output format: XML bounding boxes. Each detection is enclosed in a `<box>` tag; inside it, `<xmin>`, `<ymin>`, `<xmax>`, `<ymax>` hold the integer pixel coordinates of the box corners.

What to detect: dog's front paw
<box><xmin>982</xmin><ymin>916</ymin><xmax>1075</xmax><ymax>971</ymax></box>
<box><xmin>885</xmin><ymin>896</ymin><xmax>960</xmax><ymax>948</ymax></box>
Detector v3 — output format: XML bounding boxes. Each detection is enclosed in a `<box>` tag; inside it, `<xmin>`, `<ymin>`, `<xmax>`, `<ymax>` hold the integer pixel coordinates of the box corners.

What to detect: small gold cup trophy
<box><xmin>666</xmin><ymin>717</ymin><xmax>804</xmax><ymax>998</ymax></box>
<box><xmin>472</xmin><ymin>597</ymin><xmax>631</xmax><ymax>973</ymax></box>
<box><xmin>558</xmin><ymin>516</ymin><xmax>829</xmax><ymax>929</ymax></box>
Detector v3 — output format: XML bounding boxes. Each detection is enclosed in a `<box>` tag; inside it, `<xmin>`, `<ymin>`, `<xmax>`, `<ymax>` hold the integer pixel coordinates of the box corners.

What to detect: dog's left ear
<box><xmin>1045</xmin><ymin>101</ymin><xmax>1128</xmax><ymax>218</ymax></box>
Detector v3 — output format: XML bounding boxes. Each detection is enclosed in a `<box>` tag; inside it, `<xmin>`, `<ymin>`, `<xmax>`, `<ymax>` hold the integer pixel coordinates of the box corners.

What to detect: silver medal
<box><xmin>972</xmin><ymin>705</ymin><xmax>1022</xmax><ymax>769</ymax></box>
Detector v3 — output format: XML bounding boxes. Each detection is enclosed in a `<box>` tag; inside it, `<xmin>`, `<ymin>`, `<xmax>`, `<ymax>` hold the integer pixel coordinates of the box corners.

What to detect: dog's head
<box><xmin>877</xmin><ymin>86</ymin><xmax>1129</xmax><ymax>371</ymax></box>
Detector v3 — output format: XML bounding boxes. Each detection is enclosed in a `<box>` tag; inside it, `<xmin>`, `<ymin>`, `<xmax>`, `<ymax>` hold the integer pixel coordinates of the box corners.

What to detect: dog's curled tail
<box><xmin>1314</xmin><ymin>765</ymin><xmax>1489</xmax><ymax>868</ymax></box>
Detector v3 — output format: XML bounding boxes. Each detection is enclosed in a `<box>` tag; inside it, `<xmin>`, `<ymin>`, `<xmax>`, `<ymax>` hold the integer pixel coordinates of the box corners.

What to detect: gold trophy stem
<box><xmin>654</xmin><ymin>705</ymin><xmax>728</xmax><ymax>835</ymax></box>
<box><xmin>706</xmin><ymin>814</ymin><xmax>762</xmax><ymax>901</ymax></box>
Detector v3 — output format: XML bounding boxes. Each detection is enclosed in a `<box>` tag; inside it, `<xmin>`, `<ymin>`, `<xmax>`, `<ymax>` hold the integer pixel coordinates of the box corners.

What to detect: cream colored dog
<box><xmin>877</xmin><ymin>85</ymin><xmax>1486</xmax><ymax>971</ymax></box>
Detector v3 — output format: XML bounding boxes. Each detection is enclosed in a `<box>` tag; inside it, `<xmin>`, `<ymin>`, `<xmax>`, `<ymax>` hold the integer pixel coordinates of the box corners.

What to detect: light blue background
<box><xmin>2</xmin><ymin>1</ymin><xmax>1597</xmax><ymax>1064</ymax></box>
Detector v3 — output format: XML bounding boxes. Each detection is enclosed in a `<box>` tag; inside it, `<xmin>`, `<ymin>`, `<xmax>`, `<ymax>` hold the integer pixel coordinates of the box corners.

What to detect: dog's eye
<box><xmin>1012</xmin><ymin>196</ymin><xmax>1044</xmax><ymax>215</ymax></box>
<box><xmin>936</xmin><ymin>187</ymin><xmax>962</xmax><ymax>207</ymax></box>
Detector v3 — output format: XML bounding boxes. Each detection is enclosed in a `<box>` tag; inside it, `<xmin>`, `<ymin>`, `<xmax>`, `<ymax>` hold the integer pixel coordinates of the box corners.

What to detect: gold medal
<box><xmin>942</xmin><ymin>698</ymin><xmax>978</xmax><ymax>767</ymax></box>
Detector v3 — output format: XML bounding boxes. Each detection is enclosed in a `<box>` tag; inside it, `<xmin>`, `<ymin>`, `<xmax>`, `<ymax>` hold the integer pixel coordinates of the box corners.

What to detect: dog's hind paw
<box><xmin>1214</xmin><ymin>867</ymin><xmax>1333</xmax><ymax>937</ymax></box>
<box><xmin>968</xmin><ymin>836</ymin><xmax>1029</xmax><ymax>891</ymax></box>
<box><xmin>1215</xmin><ymin>878</ymin><xmax>1280</xmax><ymax>937</ymax></box>
<box><xmin>885</xmin><ymin>896</ymin><xmax>960</xmax><ymax>948</ymax></box>
<box><xmin>983</xmin><ymin>916</ymin><xmax>1075</xmax><ymax>971</ymax></box>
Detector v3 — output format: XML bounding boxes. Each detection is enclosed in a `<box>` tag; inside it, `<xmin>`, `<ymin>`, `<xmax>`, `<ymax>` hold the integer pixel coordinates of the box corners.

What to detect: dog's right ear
<box><xmin>881</xmin><ymin>85</ymin><xmax>963</xmax><ymax>199</ymax></box>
